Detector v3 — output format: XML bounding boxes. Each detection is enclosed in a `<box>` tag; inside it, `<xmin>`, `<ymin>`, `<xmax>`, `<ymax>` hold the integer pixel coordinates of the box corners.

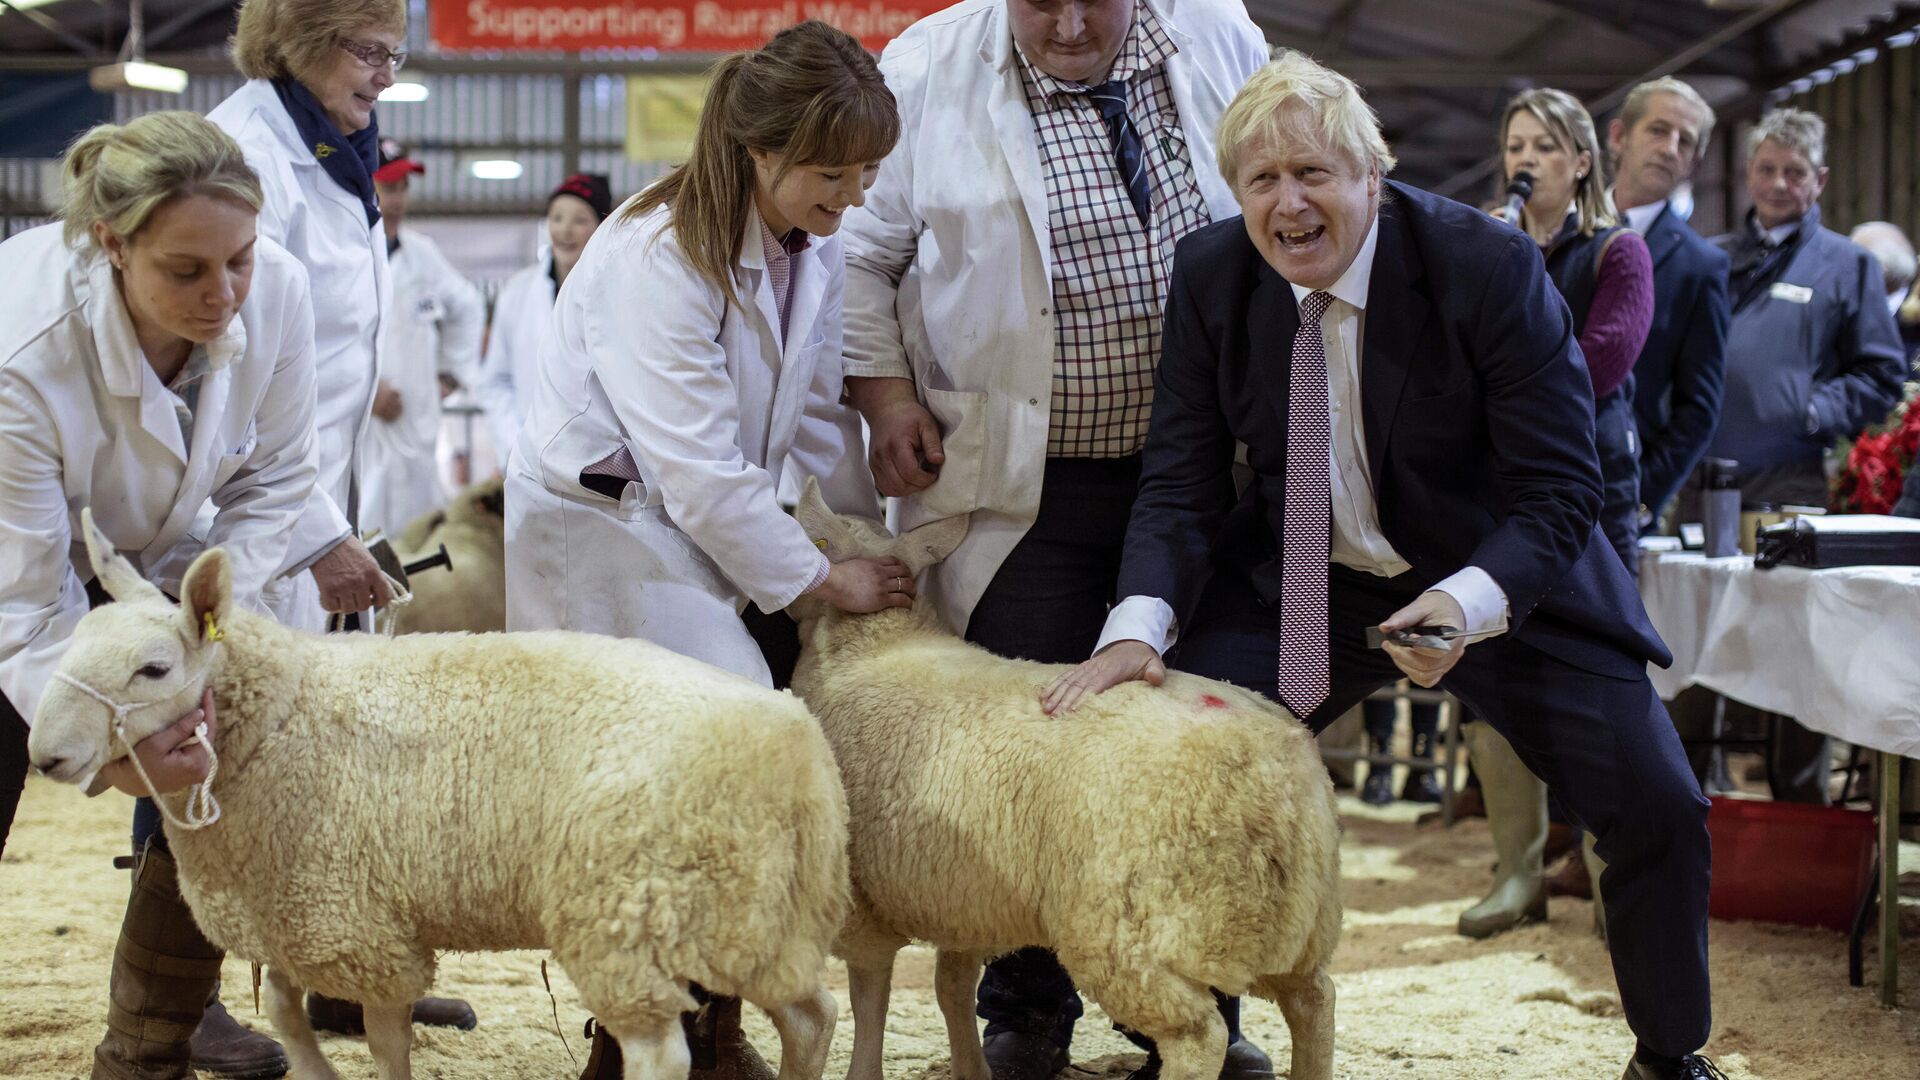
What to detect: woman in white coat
<box><xmin>207</xmin><ymin>0</ymin><xmax>400</xmax><ymax>625</ymax></box>
<box><xmin>208</xmin><ymin>0</ymin><xmax>478</xmax><ymax>1038</ymax></box>
<box><xmin>505</xmin><ymin>25</ymin><xmax>902</xmax><ymax>1075</ymax></box>
<box><xmin>0</xmin><ymin>112</ymin><xmax>314</xmax><ymax>1080</ymax></box>
<box><xmin>475</xmin><ymin>173</ymin><xmax>609</xmax><ymax>469</ymax></box>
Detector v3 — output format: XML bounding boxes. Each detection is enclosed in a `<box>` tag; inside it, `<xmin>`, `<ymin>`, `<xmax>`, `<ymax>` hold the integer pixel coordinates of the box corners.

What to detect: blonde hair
<box><xmin>625</xmin><ymin>20</ymin><xmax>898</xmax><ymax>306</ymax></box>
<box><xmin>1747</xmin><ymin>108</ymin><xmax>1826</xmax><ymax>170</ymax></box>
<box><xmin>230</xmin><ymin>0</ymin><xmax>406</xmax><ymax>84</ymax></box>
<box><xmin>60</xmin><ymin>111</ymin><xmax>263</xmax><ymax>248</ymax></box>
<box><xmin>1215</xmin><ymin>51</ymin><xmax>1397</xmax><ymax>188</ymax></box>
<box><xmin>1501</xmin><ymin>87</ymin><xmax>1616</xmax><ymax>237</ymax></box>
<box><xmin>1617</xmin><ymin>77</ymin><xmax>1716</xmax><ymax>160</ymax></box>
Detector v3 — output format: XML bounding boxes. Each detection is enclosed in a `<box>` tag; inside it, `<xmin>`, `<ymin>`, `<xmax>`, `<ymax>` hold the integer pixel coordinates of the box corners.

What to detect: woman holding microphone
<box><xmin>1457</xmin><ymin>88</ymin><xmax>1656</xmax><ymax>941</ymax></box>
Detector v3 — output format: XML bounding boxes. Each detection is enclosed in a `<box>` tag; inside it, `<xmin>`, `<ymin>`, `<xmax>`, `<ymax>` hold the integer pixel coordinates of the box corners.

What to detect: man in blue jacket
<box><xmin>1706</xmin><ymin>109</ymin><xmax>1906</xmax><ymax>509</ymax></box>
<box><xmin>1046</xmin><ymin>53</ymin><xmax>1718</xmax><ymax>1080</ymax></box>
<box><xmin>1606</xmin><ymin>78</ymin><xmax>1731</xmax><ymax>529</ymax></box>
<box><xmin>1693</xmin><ymin>109</ymin><xmax>1908</xmax><ymax>804</ymax></box>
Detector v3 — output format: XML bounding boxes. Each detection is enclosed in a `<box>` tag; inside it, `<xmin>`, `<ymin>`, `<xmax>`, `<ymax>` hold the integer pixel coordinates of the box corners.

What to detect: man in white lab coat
<box><xmin>837</xmin><ymin>1</ymin><xmax>1269</xmax><ymax>1077</ymax></box>
<box><xmin>363</xmin><ymin>152</ymin><xmax>485</xmax><ymax>536</ymax></box>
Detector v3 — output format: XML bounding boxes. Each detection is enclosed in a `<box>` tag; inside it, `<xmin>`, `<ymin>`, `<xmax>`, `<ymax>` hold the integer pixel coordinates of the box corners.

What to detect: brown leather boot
<box><xmin>92</xmin><ymin>842</ymin><xmax>288</xmax><ymax>1080</ymax></box>
<box><xmin>306</xmin><ymin>992</ymin><xmax>478</xmax><ymax>1034</ymax></box>
<box><xmin>688</xmin><ymin>996</ymin><xmax>775</xmax><ymax>1080</ymax></box>
<box><xmin>578</xmin><ymin>1017</ymin><xmax>622</xmax><ymax>1080</ymax></box>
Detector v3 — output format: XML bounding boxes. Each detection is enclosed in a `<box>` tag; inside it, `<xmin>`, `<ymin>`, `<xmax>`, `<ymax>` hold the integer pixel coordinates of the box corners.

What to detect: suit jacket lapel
<box><xmin>1359</xmin><ymin>202</ymin><xmax>1426</xmax><ymax>485</ymax></box>
<box><xmin>1644</xmin><ymin>205</ymin><xmax>1684</xmax><ymax>272</ymax></box>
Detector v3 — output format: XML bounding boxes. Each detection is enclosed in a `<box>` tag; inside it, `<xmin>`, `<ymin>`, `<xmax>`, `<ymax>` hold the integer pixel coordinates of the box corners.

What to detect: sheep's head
<box><xmin>27</xmin><ymin>510</ymin><xmax>232</xmax><ymax>788</ymax></box>
<box><xmin>793</xmin><ymin>477</ymin><xmax>968</xmax><ymax>579</ymax></box>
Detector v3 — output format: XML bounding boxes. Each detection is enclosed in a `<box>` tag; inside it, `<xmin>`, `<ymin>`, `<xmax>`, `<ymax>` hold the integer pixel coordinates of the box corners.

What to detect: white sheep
<box><xmin>29</xmin><ymin>510</ymin><xmax>849</xmax><ymax>1080</ymax></box>
<box><xmin>787</xmin><ymin>482</ymin><xmax>1342</xmax><ymax>1080</ymax></box>
<box><xmin>390</xmin><ymin>477</ymin><xmax>507</xmax><ymax>635</ymax></box>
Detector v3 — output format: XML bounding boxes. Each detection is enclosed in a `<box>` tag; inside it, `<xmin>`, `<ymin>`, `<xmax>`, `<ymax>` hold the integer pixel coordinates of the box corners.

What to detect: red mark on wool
<box><xmin>1200</xmin><ymin>694</ymin><xmax>1227</xmax><ymax>709</ymax></box>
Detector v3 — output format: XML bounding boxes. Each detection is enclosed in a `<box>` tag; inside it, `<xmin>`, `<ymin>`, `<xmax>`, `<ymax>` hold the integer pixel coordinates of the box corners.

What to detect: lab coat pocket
<box><xmin>210</xmin><ymin>428</ymin><xmax>259</xmax><ymax>490</ymax></box>
<box><xmin>899</xmin><ymin>386</ymin><xmax>989</xmax><ymax>531</ymax></box>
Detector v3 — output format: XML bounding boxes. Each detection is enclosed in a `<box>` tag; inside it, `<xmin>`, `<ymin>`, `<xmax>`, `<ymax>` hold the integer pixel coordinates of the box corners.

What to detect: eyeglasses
<box><xmin>339</xmin><ymin>39</ymin><xmax>408</xmax><ymax>72</ymax></box>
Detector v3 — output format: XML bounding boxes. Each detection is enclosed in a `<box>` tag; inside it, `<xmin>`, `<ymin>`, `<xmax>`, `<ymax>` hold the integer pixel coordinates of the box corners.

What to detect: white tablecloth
<box><xmin>1639</xmin><ymin>552</ymin><xmax>1920</xmax><ymax>757</ymax></box>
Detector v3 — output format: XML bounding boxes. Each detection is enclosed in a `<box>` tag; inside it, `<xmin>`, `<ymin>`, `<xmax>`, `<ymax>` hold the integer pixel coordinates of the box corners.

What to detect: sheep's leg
<box><xmin>751</xmin><ymin>986</ymin><xmax>837</xmax><ymax>1080</ymax></box>
<box><xmin>614</xmin><ymin>1017</ymin><xmax>693</xmax><ymax>1080</ymax></box>
<box><xmin>260</xmin><ymin>966</ymin><xmax>339</xmax><ymax>1079</ymax></box>
<box><xmin>933</xmin><ymin>951</ymin><xmax>989</xmax><ymax>1080</ymax></box>
<box><xmin>1261</xmin><ymin>971</ymin><xmax>1335</xmax><ymax>1080</ymax></box>
<box><xmin>362</xmin><ymin>1000</ymin><xmax>415</xmax><ymax>1080</ymax></box>
<box><xmin>842</xmin><ymin>954</ymin><xmax>895</xmax><ymax>1080</ymax></box>
<box><xmin>1095</xmin><ymin>977</ymin><xmax>1224</xmax><ymax>1080</ymax></box>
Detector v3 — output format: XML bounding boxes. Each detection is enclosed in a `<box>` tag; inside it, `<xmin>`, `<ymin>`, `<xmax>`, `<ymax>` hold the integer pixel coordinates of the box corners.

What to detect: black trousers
<box><xmin>1174</xmin><ymin>563</ymin><xmax>1714</xmax><ymax>1058</ymax></box>
<box><xmin>1</xmin><ymin>691</ymin><xmax>26</xmax><ymax>862</ymax></box>
<box><xmin>965</xmin><ymin>457</ymin><xmax>1244</xmax><ymax>1053</ymax></box>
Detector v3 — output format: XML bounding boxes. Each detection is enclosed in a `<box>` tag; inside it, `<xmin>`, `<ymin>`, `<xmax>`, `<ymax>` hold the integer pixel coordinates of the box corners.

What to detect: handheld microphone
<box><xmin>1502</xmin><ymin>171</ymin><xmax>1535</xmax><ymax>226</ymax></box>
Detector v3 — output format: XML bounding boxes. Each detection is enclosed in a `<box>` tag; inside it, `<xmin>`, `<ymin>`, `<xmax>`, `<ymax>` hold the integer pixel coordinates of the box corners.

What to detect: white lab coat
<box><xmin>361</xmin><ymin>227</ymin><xmax>484</xmax><ymax>536</ymax></box>
<box><xmin>505</xmin><ymin>201</ymin><xmax>877</xmax><ymax>684</ymax></box>
<box><xmin>840</xmin><ymin>0</ymin><xmax>1267</xmax><ymax>631</ymax></box>
<box><xmin>209</xmin><ymin>78</ymin><xmax>389</xmax><ymax>628</ymax></box>
<box><xmin>475</xmin><ymin>258</ymin><xmax>555</xmax><ymax>470</ymax></box>
<box><xmin>0</xmin><ymin>226</ymin><xmax>319</xmax><ymax>724</ymax></box>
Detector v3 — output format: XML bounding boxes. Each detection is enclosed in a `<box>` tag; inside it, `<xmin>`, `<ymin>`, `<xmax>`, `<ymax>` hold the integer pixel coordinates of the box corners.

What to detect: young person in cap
<box><xmin>475</xmin><ymin>172</ymin><xmax>610</xmax><ymax>468</ymax></box>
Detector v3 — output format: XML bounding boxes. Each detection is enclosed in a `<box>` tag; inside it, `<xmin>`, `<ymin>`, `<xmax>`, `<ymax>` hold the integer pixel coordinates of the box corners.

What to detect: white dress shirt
<box><xmin>1620</xmin><ymin>198</ymin><xmax>1666</xmax><ymax>235</ymax></box>
<box><xmin>1095</xmin><ymin>216</ymin><xmax>1511</xmax><ymax>656</ymax></box>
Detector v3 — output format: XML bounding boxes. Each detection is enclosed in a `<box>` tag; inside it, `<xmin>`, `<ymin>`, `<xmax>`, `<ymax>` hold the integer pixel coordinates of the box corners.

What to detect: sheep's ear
<box><xmin>897</xmin><ymin>514</ymin><xmax>969</xmax><ymax>575</ymax></box>
<box><xmin>179</xmin><ymin>548</ymin><xmax>232</xmax><ymax>644</ymax></box>
<box><xmin>80</xmin><ymin>508</ymin><xmax>166</xmax><ymax>605</ymax></box>
<box><xmin>794</xmin><ymin>476</ymin><xmax>845</xmax><ymax>552</ymax></box>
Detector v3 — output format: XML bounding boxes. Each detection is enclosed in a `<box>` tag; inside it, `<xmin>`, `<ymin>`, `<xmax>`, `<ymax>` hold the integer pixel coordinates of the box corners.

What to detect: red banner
<box><xmin>432</xmin><ymin>0</ymin><xmax>953</xmax><ymax>52</ymax></box>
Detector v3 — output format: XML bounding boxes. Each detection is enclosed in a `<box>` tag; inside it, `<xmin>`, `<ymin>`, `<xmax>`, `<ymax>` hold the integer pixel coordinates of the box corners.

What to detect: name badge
<box><xmin>1770</xmin><ymin>282</ymin><xmax>1814</xmax><ymax>304</ymax></box>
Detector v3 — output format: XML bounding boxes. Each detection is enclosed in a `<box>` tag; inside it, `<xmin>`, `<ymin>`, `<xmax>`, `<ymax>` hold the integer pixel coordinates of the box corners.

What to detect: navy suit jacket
<box><xmin>1117</xmin><ymin>181</ymin><xmax>1671</xmax><ymax>680</ymax></box>
<box><xmin>1629</xmin><ymin>204</ymin><xmax>1732</xmax><ymax>516</ymax></box>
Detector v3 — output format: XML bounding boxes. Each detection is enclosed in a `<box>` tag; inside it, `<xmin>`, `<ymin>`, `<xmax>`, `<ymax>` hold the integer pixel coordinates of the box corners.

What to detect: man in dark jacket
<box><xmin>1606</xmin><ymin>78</ymin><xmax>1731</xmax><ymax>528</ymax></box>
<box><xmin>1049</xmin><ymin>53</ymin><xmax>1719</xmax><ymax>1080</ymax></box>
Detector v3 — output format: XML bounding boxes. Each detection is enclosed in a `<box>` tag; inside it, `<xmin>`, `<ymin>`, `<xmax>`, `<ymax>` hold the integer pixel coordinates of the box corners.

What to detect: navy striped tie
<box><xmin>1088</xmin><ymin>79</ymin><xmax>1151</xmax><ymax>227</ymax></box>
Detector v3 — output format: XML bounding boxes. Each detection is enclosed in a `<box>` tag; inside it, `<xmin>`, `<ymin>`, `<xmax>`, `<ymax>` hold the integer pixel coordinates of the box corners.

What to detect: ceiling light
<box><xmin>470</xmin><ymin>159</ymin><xmax>523</xmax><ymax>180</ymax></box>
<box><xmin>88</xmin><ymin>61</ymin><xmax>189</xmax><ymax>94</ymax></box>
<box><xmin>380</xmin><ymin>80</ymin><xmax>428</xmax><ymax>102</ymax></box>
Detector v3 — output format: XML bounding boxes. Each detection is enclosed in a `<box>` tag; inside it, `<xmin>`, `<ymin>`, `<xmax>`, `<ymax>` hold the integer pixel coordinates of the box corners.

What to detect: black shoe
<box><xmin>982</xmin><ymin>1031</ymin><xmax>1069</xmax><ymax>1080</ymax></box>
<box><xmin>305</xmin><ymin>992</ymin><xmax>479</xmax><ymax>1035</ymax></box>
<box><xmin>1621</xmin><ymin>1051</ymin><xmax>1729</xmax><ymax>1079</ymax></box>
<box><xmin>1400</xmin><ymin>731</ymin><xmax>1444</xmax><ymax>803</ymax></box>
<box><xmin>1360</xmin><ymin>767</ymin><xmax>1394</xmax><ymax>805</ymax></box>
<box><xmin>1127</xmin><ymin>1039</ymin><xmax>1275</xmax><ymax>1080</ymax></box>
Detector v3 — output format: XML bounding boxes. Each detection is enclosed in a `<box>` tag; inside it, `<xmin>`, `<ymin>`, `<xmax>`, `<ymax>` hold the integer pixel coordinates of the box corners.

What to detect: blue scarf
<box><xmin>271</xmin><ymin>77</ymin><xmax>380</xmax><ymax>228</ymax></box>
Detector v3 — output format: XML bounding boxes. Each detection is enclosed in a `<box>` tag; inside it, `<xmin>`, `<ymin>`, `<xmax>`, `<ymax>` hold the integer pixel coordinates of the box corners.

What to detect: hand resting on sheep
<box><xmin>786</xmin><ymin>480</ymin><xmax>1342</xmax><ymax>1080</ymax></box>
<box><xmin>28</xmin><ymin>509</ymin><xmax>851</xmax><ymax>1080</ymax></box>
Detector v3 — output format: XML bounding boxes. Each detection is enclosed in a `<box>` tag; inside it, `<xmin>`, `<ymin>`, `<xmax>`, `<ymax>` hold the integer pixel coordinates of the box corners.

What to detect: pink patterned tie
<box><xmin>1278</xmin><ymin>290</ymin><xmax>1334</xmax><ymax>719</ymax></box>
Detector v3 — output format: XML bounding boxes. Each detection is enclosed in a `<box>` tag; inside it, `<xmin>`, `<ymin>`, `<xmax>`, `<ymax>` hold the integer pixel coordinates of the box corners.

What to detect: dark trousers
<box><xmin>966</xmin><ymin>457</ymin><xmax>1244</xmax><ymax>1053</ymax></box>
<box><xmin>1</xmin><ymin>692</ymin><xmax>26</xmax><ymax>862</ymax></box>
<box><xmin>1174</xmin><ymin>564</ymin><xmax>1713</xmax><ymax>1058</ymax></box>
<box><xmin>1361</xmin><ymin>695</ymin><xmax>1437</xmax><ymax>742</ymax></box>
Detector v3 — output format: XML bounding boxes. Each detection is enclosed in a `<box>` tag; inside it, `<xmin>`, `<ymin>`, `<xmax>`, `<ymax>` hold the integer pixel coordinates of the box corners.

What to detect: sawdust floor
<box><xmin>4</xmin><ymin>775</ymin><xmax>1918</xmax><ymax>1079</ymax></box>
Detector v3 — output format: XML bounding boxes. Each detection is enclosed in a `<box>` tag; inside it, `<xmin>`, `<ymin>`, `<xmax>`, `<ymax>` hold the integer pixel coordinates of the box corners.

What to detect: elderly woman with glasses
<box><xmin>201</xmin><ymin>0</ymin><xmax>478</xmax><ymax>1063</ymax></box>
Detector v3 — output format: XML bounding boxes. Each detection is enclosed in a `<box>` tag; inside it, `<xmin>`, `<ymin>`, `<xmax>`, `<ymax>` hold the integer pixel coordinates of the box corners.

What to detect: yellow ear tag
<box><xmin>203</xmin><ymin>612</ymin><xmax>224</xmax><ymax>642</ymax></box>
<box><xmin>812</xmin><ymin>538</ymin><xmax>828</xmax><ymax>551</ymax></box>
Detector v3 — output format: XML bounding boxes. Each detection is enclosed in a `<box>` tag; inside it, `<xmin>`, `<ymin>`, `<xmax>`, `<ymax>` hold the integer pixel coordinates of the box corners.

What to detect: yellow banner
<box><xmin>625</xmin><ymin>73</ymin><xmax>710</xmax><ymax>163</ymax></box>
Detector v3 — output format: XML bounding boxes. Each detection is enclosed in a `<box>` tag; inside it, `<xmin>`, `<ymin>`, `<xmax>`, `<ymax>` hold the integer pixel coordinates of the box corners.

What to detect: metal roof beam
<box><xmin>0</xmin><ymin>0</ymin><xmax>106</xmax><ymax>60</ymax></box>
